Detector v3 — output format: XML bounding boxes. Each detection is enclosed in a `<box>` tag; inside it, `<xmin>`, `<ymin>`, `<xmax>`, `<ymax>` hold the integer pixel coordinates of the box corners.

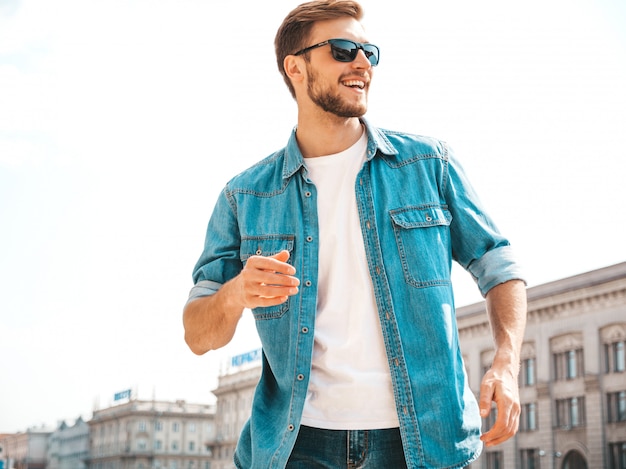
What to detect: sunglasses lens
<box><xmin>329</xmin><ymin>40</ymin><xmax>379</xmax><ymax>66</ymax></box>
<box><xmin>330</xmin><ymin>40</ymin><xmax>357</xmax><ymax>62</ymax></box>
<box><xmin>362</xmin><ymin>44</ymin><xmax>379</xmax><ymax>66</ymax></box>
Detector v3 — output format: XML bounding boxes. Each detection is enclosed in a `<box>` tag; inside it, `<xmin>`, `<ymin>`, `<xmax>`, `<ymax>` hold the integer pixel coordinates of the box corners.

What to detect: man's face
<box><xmin>302</xmin><ymin>17</ymin><xmax>373</xmax><ymax>118</ymax></box>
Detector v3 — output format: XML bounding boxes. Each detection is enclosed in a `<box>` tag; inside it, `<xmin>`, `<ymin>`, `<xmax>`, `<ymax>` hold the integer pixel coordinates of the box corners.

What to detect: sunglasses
<box><xmin>294</xmin><ymin>38</ymin><xmax>380</xmax><ymax>66</ymax></box>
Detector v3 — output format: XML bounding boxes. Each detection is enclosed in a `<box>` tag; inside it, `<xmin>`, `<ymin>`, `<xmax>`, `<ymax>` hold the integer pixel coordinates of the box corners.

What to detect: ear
<box><xmin>284</xmin><ymin>55</ymin><xmax>305</xmax><ymax>86</ymax></box>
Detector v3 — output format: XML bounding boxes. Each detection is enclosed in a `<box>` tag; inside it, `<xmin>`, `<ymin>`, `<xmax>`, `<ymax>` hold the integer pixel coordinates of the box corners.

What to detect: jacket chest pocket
<box><xmin>390</xmin><ymin>205</ymin><xmax>452</xmax><ymax>288</ymax></box>
<box><xmin>240</xmin><ymin>234</ymin><xmax>295</xmax><ymax>320</ymax></box>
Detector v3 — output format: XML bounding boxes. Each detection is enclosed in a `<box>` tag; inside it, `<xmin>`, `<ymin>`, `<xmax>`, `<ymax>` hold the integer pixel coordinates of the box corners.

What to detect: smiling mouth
<box><xmin>342</xmin><ymin>80</ymin><xmax>366</xmax><ymax>90</ymax></box>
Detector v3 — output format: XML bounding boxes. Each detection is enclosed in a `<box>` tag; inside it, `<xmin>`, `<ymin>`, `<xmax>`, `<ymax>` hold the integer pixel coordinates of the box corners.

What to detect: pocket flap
<box><xmin>390</xmin><ymin>206</ymin><xmax>452</xmax><ymax>229</ymax></box>
<box><xmin>241</xmin><ymin>235</ymin><xmax>295</xmax><ymax>261</ymax></box>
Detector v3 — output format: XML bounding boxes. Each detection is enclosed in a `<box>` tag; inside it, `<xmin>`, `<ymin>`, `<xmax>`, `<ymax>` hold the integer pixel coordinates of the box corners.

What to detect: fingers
<box><xmin>271</xmin><ymin>249</ymin><xmax>291</xmax><ymax>265</ymax></box>
<box><xmin>248</xmin><ymin>250</ymin><xmax>295</xmax><ymax>275</ymax></box>
<box><xmin>478</xmin><ymin>376</ymin><xmax>495</xmax><ymax>419</ymax></box>
<box><xmin>238</xmin><ymin>250</ymin><xmax>300</xmax><ymax>307</ymax></box>
<box><xmin>479</xmin><ymin>371</ymin><xmax>521</xmax><ymax>447</ymax></box>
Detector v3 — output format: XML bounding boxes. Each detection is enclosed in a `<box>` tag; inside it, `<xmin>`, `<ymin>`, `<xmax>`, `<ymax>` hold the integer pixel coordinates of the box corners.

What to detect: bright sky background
<box><xmin>1</xmin><ymin>0</ymin><xmax>625</xmax><ymax>433</ymax></box>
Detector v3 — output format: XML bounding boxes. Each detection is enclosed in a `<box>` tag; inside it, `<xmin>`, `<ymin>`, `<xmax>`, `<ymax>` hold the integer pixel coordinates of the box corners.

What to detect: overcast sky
<box><xmin>1</xmin><ymin>0</ymin><xmax>625</xmax><ymax>433</ymax></box>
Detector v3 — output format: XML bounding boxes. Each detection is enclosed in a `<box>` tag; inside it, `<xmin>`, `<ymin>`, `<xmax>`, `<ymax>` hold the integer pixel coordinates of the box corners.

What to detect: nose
<box><xmin>353</xmin><ymin>49</ymin><xmax>372</xmax><ymax>69</ymax></box>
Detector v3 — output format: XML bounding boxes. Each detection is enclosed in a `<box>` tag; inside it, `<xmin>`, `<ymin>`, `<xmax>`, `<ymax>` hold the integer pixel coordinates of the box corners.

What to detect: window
<box><xmin>521</xmin><ymin>357</ymin><xmax>536</xmax><ymax>387</ymax></box>
<box><xmin>567</xmin><ymin>350</ymin><xmax>577</xmax><ymax>378</ymax></box>
<box><xmin>608</xmin><ymin>391</ymin><xmax>626</xmax><ymax>423</ymax></box>
<box><xmin>617</xmin><ymin>342</ymin><xmax>626</xmax><ymax>372</ymax></box>
<box><xmin>189</xmin><ymin>441</ymin><xmax>196</xmax><ymax>452</ymax></box>
<box><xmin>485</xmin><ymin>451</ymin><xmax>503</xmax><ymax>469</ymax></box>
<box><xmin>155</xmin><ymin>421</ymin><xmax>163</xmax><ymax>431</ymax></box>
<box><xmin>554</xmin><ymin>349</ymin><xmax>584</xmax><ymax>380</ymax></box>
<box><xmin>172</xmin><ymin>441</ymin><xmax>179</xmax><ymax>451</ymax></box>
<box><xmin>520</xmin><ymin>403</ymin><xmax>538</xmax><ymax>432</ymax></box>
<box><xmin>606</xmin><ymin>341</ymin><xmax>626</xmax><ymax>374</ymax></box>
<box><xmin>520</xmin><ymin>448</ymin><xmax>540</xmax><ymax>469</ymax></box>
<box><xmin>608</xmin><ymin>442</ymin><xmax>626</xmax><ymax>469</ymax></box>
<box><xmin>172</xmin><ymin>422</ymin><xmax>180</xmax><ymax>432</ymax></box>
<box><xmin>137</xmin><ymin>439</ymin><xmax>147</xmax><ymax>451</ymax></box>
<box><xmin>138</xmin><ymin>421</ymin><xmax>146</xmax><ymax>432</ymax></box>
<box><xmin>602</xmin><ymin>325</ymin><xmax>626</xmax><ymax>375</ymax></box>
<box><xmin>154</xmin><ymin>440</ymin><xmax>162</xmax><ymax>451</ymax></box>
<box><xmin>188</xmin><ymin>423</ymin><xmax>196</xmax><ymax>433</ymax></box>
<box><xmin>556</xmin><ymin>396</ymin><xmax>586</xmax><ymax>428</ymax></box>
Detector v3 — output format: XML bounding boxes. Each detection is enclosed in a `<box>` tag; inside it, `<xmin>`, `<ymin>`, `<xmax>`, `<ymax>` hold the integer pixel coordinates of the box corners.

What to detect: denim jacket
<box><xmin>188</xmin><ymin>120</ymin><xmax>524</xmax><ymax>469</ymax></box>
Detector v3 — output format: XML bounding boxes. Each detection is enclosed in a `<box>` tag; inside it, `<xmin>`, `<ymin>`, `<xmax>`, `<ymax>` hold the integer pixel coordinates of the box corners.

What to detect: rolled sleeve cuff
<box><xmin>469</xmin><ymin>246</ymin><xmax>527</xmax><ymax>297</ymax></box>
<box><xmin>186</xmin><ymin>280</ymin><xmax>223</xmax><ymax>306</ymax></box>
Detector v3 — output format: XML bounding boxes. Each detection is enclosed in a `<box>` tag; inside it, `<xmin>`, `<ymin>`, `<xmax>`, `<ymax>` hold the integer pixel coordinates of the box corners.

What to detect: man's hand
<box><xmin>479</xmin><ymin>279</ymin><xmax>526</xmax><ymax>447</ymax></box>
<box><xmin>233</xmin><ymin>250</ymin><xmax>300</xmax><ymax>309</ymax></box>
<box><xmin>183</xmin><ymin>250</ymin><xmax>299</xmax><ymax>354</ymax></box>
<box><xmin>478</xmin><ymin>364</ymin><xmax>521</xmax><ymax>447</ymax></box>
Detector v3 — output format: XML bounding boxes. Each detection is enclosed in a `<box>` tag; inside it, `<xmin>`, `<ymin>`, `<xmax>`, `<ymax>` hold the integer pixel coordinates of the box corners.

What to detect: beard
<box><xmin>306</xmin><ymin>64</ymin><xmax>367</xmax><ymax>118</ymax></box>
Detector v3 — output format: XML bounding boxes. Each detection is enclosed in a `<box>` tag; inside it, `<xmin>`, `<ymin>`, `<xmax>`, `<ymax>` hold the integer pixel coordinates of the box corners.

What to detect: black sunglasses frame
<box><xmin>293</xmin><ymin>38</ymin><xmax>380</xmax><ymax>66</ymax></box>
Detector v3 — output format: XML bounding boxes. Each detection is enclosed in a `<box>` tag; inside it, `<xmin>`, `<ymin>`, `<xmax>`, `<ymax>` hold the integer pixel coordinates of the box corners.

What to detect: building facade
<box><xmin>460</xmin><ymin>262</ymin><xmax>626</xmax><ymax>469</ymax></box>
<box><xmin>0</xmin><ymin>428</ymin><xmax>52</xmax><ymax>469</ymax></box>
<box><xmin>47</xmin><ymin>418</ymin><xmax>89</xmax><ymax>469</ymax></box>
<box><xmin>87</xmin><ymin>400</ymin><xmax>216</xmax><ymax>469</ymax></box>
<box><xmin>0</xmin><ymin>436</ymin><xmax>6</xmax><ymax>469</ymax></box>
<box><xmin>209</xmin><ymin>353</ymin><xmax>261</xmax><ymax>469</ymax></box>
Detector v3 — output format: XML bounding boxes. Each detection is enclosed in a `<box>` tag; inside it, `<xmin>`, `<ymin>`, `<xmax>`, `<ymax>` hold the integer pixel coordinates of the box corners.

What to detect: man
<box><xmin>183</xmin><ymin>1</ymin><xmax>527</xmax><ymax>468</ymax></box>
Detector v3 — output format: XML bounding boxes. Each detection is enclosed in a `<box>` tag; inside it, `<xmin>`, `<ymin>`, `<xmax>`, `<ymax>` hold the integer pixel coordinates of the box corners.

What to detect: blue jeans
<box><xmin>286</xmin><ymin>426</ymin><xmax>408</xmax><ymax>468</ymax></box>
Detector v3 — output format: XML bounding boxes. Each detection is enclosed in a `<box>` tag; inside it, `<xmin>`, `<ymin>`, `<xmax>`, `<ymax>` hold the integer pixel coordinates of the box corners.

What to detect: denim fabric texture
<box><xmin>189</xmin><ymin>120</ymin><xmax>524</xmax><ymax>469</ymax></box>
<box><xmin>285</xmin><ymin>426</ymin><xmax>407</xmax><ymax>468</ymax></box>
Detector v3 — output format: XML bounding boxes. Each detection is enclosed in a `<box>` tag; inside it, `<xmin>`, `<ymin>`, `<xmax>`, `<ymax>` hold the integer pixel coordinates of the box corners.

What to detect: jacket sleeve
<box><xmin>443</xmin><ymin>144</ymin><xmax>526</xmax><ymax>296</ymax></box>
<box><xmin>189</xmin><ymin>185</ymin><xmax>243</xmax><ymax>294</ymax></box>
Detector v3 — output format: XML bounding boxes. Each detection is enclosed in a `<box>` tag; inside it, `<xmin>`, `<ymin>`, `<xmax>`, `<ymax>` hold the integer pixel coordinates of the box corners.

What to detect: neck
<box><xmin>295</xmin><ymin>114</ymin><xmax>364</xmax><ymax>158</ymax></box>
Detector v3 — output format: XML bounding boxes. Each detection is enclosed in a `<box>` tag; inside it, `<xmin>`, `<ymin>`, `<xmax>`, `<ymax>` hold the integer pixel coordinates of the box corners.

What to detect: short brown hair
<box><xmin>274</xmin><ymin>0</ymin><xmax>364</xmax><ymax>98</ymax></box>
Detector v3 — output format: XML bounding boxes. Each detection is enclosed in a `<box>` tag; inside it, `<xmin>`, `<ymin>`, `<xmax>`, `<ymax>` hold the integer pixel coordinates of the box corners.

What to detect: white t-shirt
<box><xmin>301</xmin><ymin>129</ymin><xmax>399</xmax><ymax>430</ymax></box>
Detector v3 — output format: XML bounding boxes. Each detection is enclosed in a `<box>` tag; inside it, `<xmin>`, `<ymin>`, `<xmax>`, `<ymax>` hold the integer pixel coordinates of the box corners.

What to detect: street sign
<box><xmin>231</xmin><ymin>348</ymin><xmax>262</xmax><ymax>368</ymax></box>
<box><xmin>114</xmin><ymin>389</ymin><xmax>132</xmax><ymax>401</ymax></box>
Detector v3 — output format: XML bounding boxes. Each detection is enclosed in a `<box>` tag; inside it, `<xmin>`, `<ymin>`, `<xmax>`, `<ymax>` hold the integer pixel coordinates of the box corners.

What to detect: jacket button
<box><xmin>302</xmin><ymin>327</ymin><xmax>309</xmax><ymax>334</ymax></box>
<box><xmin>305</xmin><ymin>280</ymin><xmax>312</xmax><ymax>287</ymax></box>
<box><xmin>288</xmin><ymin>424</ymin><xmax>295</xmax><ymax>431</ymax></box>
<box><xmin>297</xmin><ymin>374</ymin><xmax>305</xmax><ymax>381</ymax></box>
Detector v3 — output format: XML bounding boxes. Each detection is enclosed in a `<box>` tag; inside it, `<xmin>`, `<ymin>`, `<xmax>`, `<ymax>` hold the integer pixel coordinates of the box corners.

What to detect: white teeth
<box><xmin>343</xmin><ymin>80</ymin><xmax>365</xmax><ymax>89</ymax></box>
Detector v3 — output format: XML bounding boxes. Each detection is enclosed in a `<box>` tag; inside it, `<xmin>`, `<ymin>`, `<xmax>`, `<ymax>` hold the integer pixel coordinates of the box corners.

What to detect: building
<box><xmin>0</xmin><ymin>427</ymin><xmax>53</xmax><ymax>469</ymax></box>
<box><xmin>209</xmin><ymin>351</ymin><xmax>261</xmax><ymax>469</ymax></box>
<box><xmin>0</xmin><ymin>434</ymin><xmax>11</xmax><ymax>469</ymax></box>
<box><xmin>86</xmin><ymin>399</ymin><xmax>216</xmax><ymax>469</ymax></box>
<box><xmin>460</xmin><ymin>262</ymin><xmax>626</xmax><ymax>469</ymax></box>
<box><xmin>47</xmin><ymin>418</ymin><xmax>89</xmax><ymax>469</ymax></box>
<box><xmin>210</xmin><ymin>262</ymin><xmax>626</xmax><ymax>469</ymax></box>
